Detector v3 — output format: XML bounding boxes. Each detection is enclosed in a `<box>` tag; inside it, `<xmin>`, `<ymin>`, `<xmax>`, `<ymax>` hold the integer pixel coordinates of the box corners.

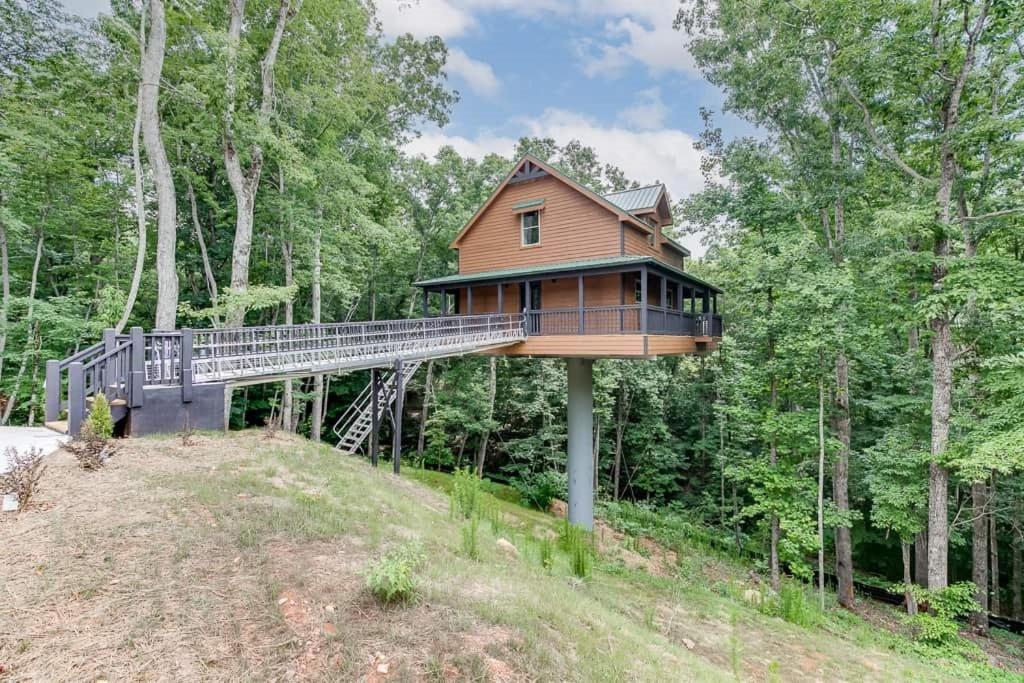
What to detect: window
<box><xmin>634</xmin><ymin>278</ymin><xmax>643</xmax><ymax>303</ymax></box>
<box><xmin>521</xmin><ymin>210</ymin><xmax>540</xmax><ymax>246</ymax></box>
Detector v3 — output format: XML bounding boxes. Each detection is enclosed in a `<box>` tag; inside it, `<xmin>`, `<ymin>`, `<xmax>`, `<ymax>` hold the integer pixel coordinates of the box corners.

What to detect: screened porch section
<box><xmin>416</xmin><ymin>257</ymin><xmax>723</xmax><ymax>339</ymax></box>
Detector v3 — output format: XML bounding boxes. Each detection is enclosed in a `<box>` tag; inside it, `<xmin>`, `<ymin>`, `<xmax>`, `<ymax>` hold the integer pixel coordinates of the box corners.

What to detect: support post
<box><xmin>577</xmin><ymin>275</ymin><xmax>584</xmax><ymax>334</ymax></box>
<box><xmin>68</xmin><ymin>361</ymin><xmax>84</xmax><ymax>437</ymax></box>
<box><xmin>441</xmin><ymin>290</ymin><xmax>449</xmax><ymax>316</ymax></box>
<box><xmin>466</xmin><ymin>286</ymin><xmax>473</xmax><ymax>315</ymax></box>
<box><xmin>422</xmin><ymin>290</ymin><xmax>429</xmax><ymax>318</ymax></box>
<box><xmin>392</xmin><ymin>359</ymin><xmax>404</xmax><ymax>475</ymax></box>
<box><xmin>497</xmin><ymin>283</ymin><xmax>504</xmax><ymax>314</ymax></box>
<box><xmin>370</xmin><ymin>368</ymin><xmax>380</xmax><ymax>467</ymax></box>
<box><xmin>45</xmin><ymin>360</ymin><xmax>61</xmax><ymax>422</ymax></box>
<box><xmin>659</xmin><ymin>275</ymin><xmax>667</xmax><ymax>333</ymax></box>
<box><xmin>567</xmin><ymin>358</ymin><xmax>594</xmax><ymax>530</ymax></box>
<box><xmin>129</xmin><ymin>326</ymin><xmax>145</xmax><ymax>408</ymax></box>
<box><xmin>639</xmin><ymin>267</ymin><xmax>648</xmax><ymax>334</ymax></box>
<box><xmin>181</xmin><ymin>329</ymin><xmax>194</xmax><ymax>403</ymax></box>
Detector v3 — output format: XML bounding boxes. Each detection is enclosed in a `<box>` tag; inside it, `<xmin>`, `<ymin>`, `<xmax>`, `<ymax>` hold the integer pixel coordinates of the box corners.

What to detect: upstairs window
<box><xmin>521</xmin><ymin>210</ymin><xmax>540</xmax><ymax>246</ymax></box>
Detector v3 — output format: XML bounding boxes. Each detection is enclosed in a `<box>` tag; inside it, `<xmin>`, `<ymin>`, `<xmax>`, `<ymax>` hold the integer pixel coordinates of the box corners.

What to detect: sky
<box><xmin>65</xmin><ymin>0</ymin><xmax>749</xmax><ymax>255</ymax></box>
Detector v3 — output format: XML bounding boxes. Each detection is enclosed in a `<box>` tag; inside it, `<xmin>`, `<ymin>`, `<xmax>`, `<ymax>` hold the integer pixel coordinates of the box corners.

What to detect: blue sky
<box><xmin>66</xmin><ymin>0</ymin><xmax>747</xmax><ymax>254</ymax></box>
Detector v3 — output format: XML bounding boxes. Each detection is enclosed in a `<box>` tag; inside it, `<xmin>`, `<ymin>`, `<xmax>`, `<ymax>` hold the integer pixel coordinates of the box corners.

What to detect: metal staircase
<box><xmin>332</xmin><ymin>360</ymin><xmax>422</xmax><ymax>454</ymax></box>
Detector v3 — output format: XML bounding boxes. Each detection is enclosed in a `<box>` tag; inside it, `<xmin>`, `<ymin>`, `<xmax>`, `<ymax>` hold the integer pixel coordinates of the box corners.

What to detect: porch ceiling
<box><xmin>415</xmin><ymin>256</ymin><xmax>722</xmax><ymax>293</ymax></box>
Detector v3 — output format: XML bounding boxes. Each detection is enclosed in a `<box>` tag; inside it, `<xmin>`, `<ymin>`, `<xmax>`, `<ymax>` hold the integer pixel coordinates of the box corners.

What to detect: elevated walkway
<box><xmin>45</xmin><ymin>313</ymin><xmax>526</xmax><ymax>441</ymax></box>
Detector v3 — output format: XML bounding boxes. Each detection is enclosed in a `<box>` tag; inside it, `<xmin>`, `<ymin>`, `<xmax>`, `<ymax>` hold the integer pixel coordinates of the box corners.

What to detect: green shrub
<box><xmin>461</xmin><ymin>516</ymin><xmax>480</xmax><ymax>560</ymax></box>
<box><xmin>364</xmin><ymin>542</ymin><xmax>425</xmax><ymax>605</ymax></box>
<box><xmin>558</xmin><ymin>520</ymin><xmax>593</xmax><ymax>579</ymax></box>
<box><xmin>777</xmin><ymin>583</ymin><xmax>816</xmax><ymax>628</ymax></box>
<box><xmin>451</xmin><ymin>468</ymin><xmax>481</xmax><ymax>519</ymax></box>
<box><xmin>903</xmin><ymin>582</ymin><xmax>979</xmax><ymax>646</ymax></box>
<box><xmin>87</xmin><ymin>393</ymin><xmax>114</xmax><ymax>439</ymax></box>
<box><xmin>538</xmin><ymin>537</ymin><xmax>554</xmax><ymax>573</ymax></box>
<box><xmin>511</xmin><ymin>469</ymin><xmax>566</xmax><ymax>510</ymax></box>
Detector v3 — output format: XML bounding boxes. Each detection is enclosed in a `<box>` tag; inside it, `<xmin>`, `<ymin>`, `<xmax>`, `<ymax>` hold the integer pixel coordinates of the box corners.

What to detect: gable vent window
<box><xmin>521</xmin><ymin>210</ymin><xmax>540</xmax><ymax>246</ymax></box>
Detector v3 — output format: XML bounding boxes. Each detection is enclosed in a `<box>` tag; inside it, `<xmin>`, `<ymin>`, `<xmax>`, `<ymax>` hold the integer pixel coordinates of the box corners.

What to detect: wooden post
<box><xmin>702</xmin><ymin>288</ymin><xmax>710</xmax><ymax>313</ymax></box>
<box><xmin>370</xmin><ymin>368</ymin><xmax>380</xmax><ymax>467</ymax></box>
<box><xmin>68</xmin><ymin>361</ymin><xmax>84</xmax><ymax>437</ymax></box>
<box><xmin>45</xmin><ymin>360</ymin><xmax>60</xmax><ymax>422</ymax></box>
<box><xmin>441</xmin><ymin>290</ymin><xmax>449</xmax><ymax>316</ymax></box>
<box><xmin>392</xmin><ymin>359</ymin><xmax>404</xmax><ymax>475</ymax></box>
<box><xmin>577</xmin><ymin>275</ymin><xmax>584</xmax><ymax>334</ymax></box>
<box><xmin>497</xmin><ymin>283</ymin><xmax>504</xmax><ymax>314</ymax></box>
<box><xmin>181</xmin><ymin>328</ymin><xmax>194</xmax><ymax>403</ymax></box>
<box><xmin>129</xmin><ymin>326</ymin><xmax>145</xmax><ymax>408</ymax></box>
<box><xmin>659</xmin><ymin>275</ymin><xmax>667</xmax><ymax>333</ymax></box>
<box><xmin>690</xmin><ymin>287</ymin><xmax>696</xmax><ymax>314</ymax></box>
<box><xmin>466</xmin><ymin>286</ymin><xmax>473</xmax><ymax>315</ymax></box>
<box><xmin>640</xmin><ymin>267</ymin><xmax>648</xmax><ymax>333</ymax></box>
<box><xmin>422</xmin><ymin>290</ymin><xmax>429</xmax><ymax>318</ymax></box>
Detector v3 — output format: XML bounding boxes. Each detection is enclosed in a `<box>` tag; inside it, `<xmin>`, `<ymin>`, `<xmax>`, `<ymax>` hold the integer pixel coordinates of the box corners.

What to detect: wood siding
<box><xmin>458</xmin><ymin>176</ymin><xmax>621</xmax><ymax>274</ymax></box>
<box><xmin>486</xmin><ymin>334</ymin><xmax>714</xmax><ymax>358</ymax></box>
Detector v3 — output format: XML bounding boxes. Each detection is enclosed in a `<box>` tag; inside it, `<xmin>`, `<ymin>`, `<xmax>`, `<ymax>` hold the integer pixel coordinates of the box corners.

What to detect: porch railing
<box><xmin>526</xmin><ymin>305</ymin><xmax>722</xmax><ymax>337</ymax></box>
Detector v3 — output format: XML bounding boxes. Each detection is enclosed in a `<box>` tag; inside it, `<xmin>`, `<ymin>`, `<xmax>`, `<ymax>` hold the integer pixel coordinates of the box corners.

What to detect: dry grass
<box><xmin>0</xmin><ymin>431</ymin><xmax>1008</xmax><ymax>682</ymax></box>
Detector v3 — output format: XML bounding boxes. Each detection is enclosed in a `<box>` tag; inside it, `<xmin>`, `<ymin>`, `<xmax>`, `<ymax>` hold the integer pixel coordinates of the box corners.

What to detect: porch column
<box><xmin>659</xmin><ymin>276</ymin><xmax>667</xmax><ymax>333</ymax></box>
<box><xmin>497</xmin><ymin>282</ymin><xmax>504</xmax><ymax>314</ymax></box>
<box><xmin>702</xmin><ymin>288</ymin><xmax>710</xmax><ymax>313</ymax></box>
<box><xmin>690</xmin><ymin>287</ymin><xmax>696</xmax><ymax>314</ymax></box>
<box><xmin>466</xmin><ymin>286</ymin><xmax>473</xmax><ymax>315</ymax></box>
<box><xmin>676</xmin><ymin>281</ymin><xmax>683</xmax><ymax>311</ymax></box>
<box><xmin>639</xmin><ymin>266</ymin><xmax>648</xmax><ymax>333</ymax></box>
<box><xmin>567</xmin><ymin>357</ymin><xmax>594</xmax><ymax>530</ymax></box>
<box><xmin>441</xmin><ymin>290</ymin><xmax>450</xmax><ymax>316</ymax></box>
<box><xmin>577</xmin><ymin>275</ymin><xmax>584</xmax><ymax>334</ymax></box>
<box><xmin>392</xmin><ymin>358</ymin><xmax>404</xmax><ymax>475</ymax></box>
<box><xmin>422</xmin><ymin>290</ymin><xmax>429</xmax><ymax>318</ymax></box>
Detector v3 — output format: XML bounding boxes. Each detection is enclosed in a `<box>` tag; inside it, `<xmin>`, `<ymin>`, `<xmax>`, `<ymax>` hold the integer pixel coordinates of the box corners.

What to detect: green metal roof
<box><xmin>602</xmin><ymin>184</ymin><xmax>664</xmax><ymax>212</ymax></box>
<box><xmin>415</xmin><ymin>255</ymin><xmax>722</xmax><ymax>293</ymax></box>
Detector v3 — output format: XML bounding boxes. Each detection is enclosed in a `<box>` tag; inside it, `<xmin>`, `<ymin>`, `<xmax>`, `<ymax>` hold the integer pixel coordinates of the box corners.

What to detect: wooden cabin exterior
<box><xmin>416</xmin><ymin>155</ymin><xmax>722</xmax><ymax>358</ymax></box>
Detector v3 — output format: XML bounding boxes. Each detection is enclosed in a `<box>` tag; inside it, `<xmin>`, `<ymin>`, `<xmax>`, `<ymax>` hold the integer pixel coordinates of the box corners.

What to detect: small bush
<box><xmin>461</xmin><ymin>516</ymin><xmax>480</xmax><ymax>560</ymax></box>
<box><xmin>538</xmin><ymin>537</ymin><xmax>555</xmax><ymax>573</ymax></box>
<box><xmin>558</xmin><ymin>520</ymin><xmax>593</xmax><ymax>579</ymax></box>
<box><xmin>777</xmin><ymin>583</ymin><xmax>816</xmax><ymax>628</ymax></box>
<box><xmin>451</xmin><ymin>467</ymin><xmax>481</xmax><ymax>519</ymax></box>
<box><xmin>88</xmin><ymin>393</ymin><xmax>114</xmax><ymax>439</ymax></box>
<box><xmin>364</xmin><ymin>542</ymin><xmax>425</xmax><ymax>605</ymax></box>
<box><xmin>66</xmin><ymin>423</ymin><xmax>116</xmax><ymax>471</ymax></box>
<box><xmin>903</xmin><ymin>582</ymin><xmax>979</xmax><ymax>646</ymax></box>
<box><xmin>1</xmin><ymin>446</ymin><xmax>46</xmax><ymax>511</ymax></box>
<box><xmin>511</xmin><ymin>469</ymin><xmax>566</xmax><ymax>511</ymax></box>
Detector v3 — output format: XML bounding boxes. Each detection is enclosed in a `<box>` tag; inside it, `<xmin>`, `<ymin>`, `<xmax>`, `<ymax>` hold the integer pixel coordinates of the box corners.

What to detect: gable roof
<box><xmin>602</xmin><ymin>184</ymin><xmax>666</xmax><ymax>213</ymax></box>
<box><xmin>449</xmin><ymin>154</ymin><xmax>653</xmax><ymax>248</ymax></box>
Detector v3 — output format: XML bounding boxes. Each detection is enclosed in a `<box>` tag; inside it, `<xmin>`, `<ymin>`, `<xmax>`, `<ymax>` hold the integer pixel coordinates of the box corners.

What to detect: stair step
<box><xmin>45</xmin><ymin>420</ymin><xmax>69</xmax><ymax>435</ymax></box>
<box><xmin>86</xmin><ymin>396</ymin><xmax>128</xmax><ymax>407</ymax></box>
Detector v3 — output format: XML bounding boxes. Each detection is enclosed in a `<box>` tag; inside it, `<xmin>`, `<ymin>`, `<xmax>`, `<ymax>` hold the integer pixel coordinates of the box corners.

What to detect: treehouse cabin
<box><xmin>416</xmin><ymin>155</ymin><xmax>723</xmax><ymax>358</ymax></box>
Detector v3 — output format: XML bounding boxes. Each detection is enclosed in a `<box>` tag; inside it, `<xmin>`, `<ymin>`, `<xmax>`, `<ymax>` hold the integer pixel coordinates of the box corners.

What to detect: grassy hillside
<box><xmin>1</xmin><ymin>431</ymin><xmax>1020</xmax><ymax>681</ymax></box>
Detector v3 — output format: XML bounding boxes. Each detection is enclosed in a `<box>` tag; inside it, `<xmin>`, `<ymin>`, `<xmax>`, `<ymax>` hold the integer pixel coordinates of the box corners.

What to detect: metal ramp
<box><xmin>332</xmin><ymin>360</ymin><xmax>422</xmax><ymax>454</ymax></box>
<box><xmin>45</xmin><ymin>313</ymin><xmax>526</xmax><ymax>437</ymax></box>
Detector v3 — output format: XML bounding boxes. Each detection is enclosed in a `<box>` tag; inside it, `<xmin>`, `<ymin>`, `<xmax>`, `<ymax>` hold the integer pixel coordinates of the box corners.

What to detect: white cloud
<box><xmin>446</xmin><ymin>48</ymin><xmax>501</xmax><ymax>96</ymax></box>
<box><xmin>405</xmin><ymin>108</ymin><xmax>708</xmax><ymax>254</ymax></box>
<box><xmin>616</xmin><ymin>87</ymin><xmax>667</xmax><ymax>130</ymax></box>
<box><xmin>576</xmin><ymin>1</ymin><xmax>697</xmax><ymax>78</ymax></box>
<box><xmin>375</xmin><ymin>0</ymin><xmax>476</xmax><ymax>39</ymax></box>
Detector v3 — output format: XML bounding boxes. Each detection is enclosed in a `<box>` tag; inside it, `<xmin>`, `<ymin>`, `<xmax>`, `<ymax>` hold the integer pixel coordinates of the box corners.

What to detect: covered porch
<box><xmin>416</xmin><ymin>256</ymin><xmax>723</xmax><ymax>340</ymax></box>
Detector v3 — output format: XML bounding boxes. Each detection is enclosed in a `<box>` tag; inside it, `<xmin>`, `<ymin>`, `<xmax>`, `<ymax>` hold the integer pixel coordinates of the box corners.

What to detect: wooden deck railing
<box><xmin>526</xmin><ymin>305</ymin><xmax>722</xmax><ymax>337</ymax></box>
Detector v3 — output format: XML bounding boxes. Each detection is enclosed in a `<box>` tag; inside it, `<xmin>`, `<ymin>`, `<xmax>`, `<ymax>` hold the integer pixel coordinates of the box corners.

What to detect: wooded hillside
<box><xmin>1</xmin><ymin>0</ymin><xmax>1022</xmax><ymax>652</ymax></box>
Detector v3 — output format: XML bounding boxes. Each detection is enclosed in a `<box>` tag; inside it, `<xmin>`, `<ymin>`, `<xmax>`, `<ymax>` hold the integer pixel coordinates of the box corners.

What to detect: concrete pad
<box><xmin>0</xmin><ymin>427</ymin><xmax>69</xmax><ymax>474</ymax></box>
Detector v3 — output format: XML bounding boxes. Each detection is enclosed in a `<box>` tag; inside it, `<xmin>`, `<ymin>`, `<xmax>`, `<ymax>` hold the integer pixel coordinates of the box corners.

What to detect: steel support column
<box><xmin>567</xmin><ymin>357</ymin><xmax>594</xmax><ymax>530</ymax></box>
<box><xmin>370</xmin><ymin>368</ymin><xmax>380</xmax><ymax>467</ymax></box>
<box><xmin>392</xmin><ymin>358</ymin><xmax>404</xmax><ymax>475</ymax></box>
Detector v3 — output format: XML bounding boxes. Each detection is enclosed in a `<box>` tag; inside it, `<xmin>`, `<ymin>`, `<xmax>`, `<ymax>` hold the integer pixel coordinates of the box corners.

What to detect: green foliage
<box><xmin>364</xmin><ymin>541</ymin><xmax>425</xmax><ymax>605</ymax></box>
<box><xmin>776</xmin><ymin>583</ymin><xmax>817</xmax><ymax>629</ymax></box>
<box><xmin>450</xmin><ymin>468</ymin><xmax>481</xmax><ymax>520</ymax></box>
<box><xmin>461</xmin><ymin>516</ymin><xmax>480</xmax><ymax>561</ymax></box>
<box><xmin>511</xmin><ymin>469</ymin><xmax>566</xmax><ymax>511</ymax></box>
<box><xmin>901</xmin><ymin>582</ymin><xmax>980</xmax><ymax>646</ymax></box>
<box><xmin>87</xmin><ymin>393</ymin><xmax>114</xmax><ymax>440</ymax></box>
<box><xmin>537</xmin><ymin>536</ymin><xmax>555</xmax><ymax>573</ymax></box>
<box><xmin>558</xmin><ymin>520</ymin><xmax>593</xmax><ymax>579</ymax></box>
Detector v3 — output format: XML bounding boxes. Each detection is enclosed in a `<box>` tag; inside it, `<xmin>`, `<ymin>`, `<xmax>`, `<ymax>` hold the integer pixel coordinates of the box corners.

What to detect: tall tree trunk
<box><xmin>971</xmin><ymin>481</ymin><xmax>989</xmax><ymax>633</ymax></box>
<box><xmin>768</xmin><ymin>286</ymin><xmax>780</xmax><ymax>593</ymax></box>
<box><xmin>281</xmin><ymin>238</ymin><xmax>294</xmax><ymax>431</ymax></box>
<box><xmin>222</xmin><ymin>0</ymin><xmax>296</xmax><ymax>327</ymax></box>
<box><xmin>1</xmin><ymin>233</ymin><xmax>42</xmax><ymax>424</ymax></box>
<box><xmin>25</xmin><ymin>322</ymin><xmax>40</xmax><ymax>426</ymax></box>
<box><xmin>474</xmin><ymin>356</ymin><xmax>497</xmax><ymax>477</ymax></box>
<box><xmin>990</xmin><ymin>473</ymin><xmax>1000</xmax><ymax>616</ymax></box>
<box><xmin>612</xmin><ymin>376</ymin><xmax>627</xmax><ymax>501</ymax></box>
<box><xmin>902</xmin><ymin>541</ymin><xmax>918</xmax><ymax>616</ymax></box>
<box><xmin>1013</xmin><ymin>510</ymin><xmax>1022</xmax><ymax>620</ymax></box>
<box><xmin>417</xmin><ymin>360</ymin><xmax>434</xmax><ymax>459</ymax></box>
<box><xmin>0</xmin><ymin>213</ymin><xmax>10</xmax><ymax>384</ymax></box>
<box><xmin>310</xmin><ymin>224</ymin><xmax>322</xmax><ymax>442</ymax></box>
<box><xmin>115</xmin><ymin>18</ymin><xmax>148</xmax><ymax>335</ymax></box>
<box><xmin>817</xmin><ymin>376</ymin><xmax>826</xmax><ymax>611</ymax></box>
<box><xmin>140</xmin><ymin>0</ymin><xmax>177</xmax><ymax>330</ymax></box>
<box><xmin>833</xmin><ymin>350</ymin><xmax>854</xmax><ymax>607</ymax></box>
<box><xmin>186</xmin><ymin>179</ymin><xmax>218</xmax><ymax>319</ymax></box>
